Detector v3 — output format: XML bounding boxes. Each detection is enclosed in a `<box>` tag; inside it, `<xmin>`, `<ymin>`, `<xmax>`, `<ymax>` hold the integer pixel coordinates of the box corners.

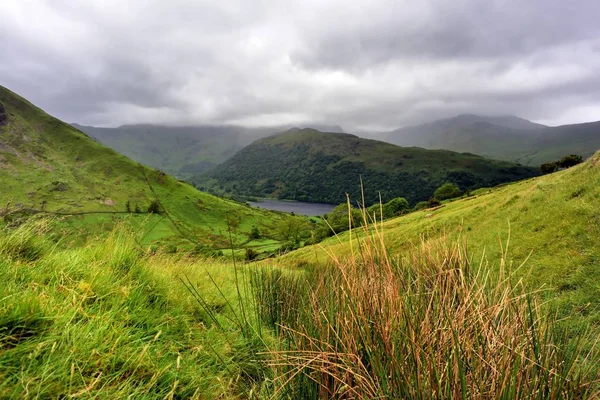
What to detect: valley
<box><xmin>0</xmin><ymin>86</ymin><xmax>310</xmax><ymax>254</ymax></box>
<box><xmin>3</xmin><ymin>0</ymin><xmax>600</xmax><ymax>397</ymax></box>
<box><xmin>1</xmin><ymin>86</ymin><xmax>599</xmax><ymax>398</ymax></box>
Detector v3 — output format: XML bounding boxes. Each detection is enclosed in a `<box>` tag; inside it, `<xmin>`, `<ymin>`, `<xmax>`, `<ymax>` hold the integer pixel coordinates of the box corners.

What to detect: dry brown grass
<box><xmin>253</xmin><ymin>199</ymin><xmax>600</xmax><ymax>399</ymax></box>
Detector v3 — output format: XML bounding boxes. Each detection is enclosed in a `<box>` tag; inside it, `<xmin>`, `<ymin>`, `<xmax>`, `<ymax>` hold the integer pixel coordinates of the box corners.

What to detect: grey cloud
<box><xmin>1</xmin><ymin>0</ymin><xmax>599</xmax><ymax>130</ymax></box>
<box><xmin>292</xmin><ymin>0</ymin><xmax>600</xmax><ymax>70</ymax></box>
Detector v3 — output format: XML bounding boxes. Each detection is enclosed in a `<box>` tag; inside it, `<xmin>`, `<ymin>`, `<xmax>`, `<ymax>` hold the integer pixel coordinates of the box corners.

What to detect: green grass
<box><xmin>0</xmin><ymin>221</ymin><xmax>275</xmax><ymax>398</ymax></box>
<box><xmin>0</xmin><ymin>85</ymin><xmax>309</xmax><ymax>254</ymax></box>
<box><xmin>282</xmin><ymin>151</ymin><xmax>600</xmax><ymax>330</ymax></box>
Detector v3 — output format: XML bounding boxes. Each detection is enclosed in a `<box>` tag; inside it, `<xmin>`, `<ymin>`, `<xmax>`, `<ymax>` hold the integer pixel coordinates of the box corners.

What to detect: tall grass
<box><xmin>0</xmin><ymin>220</ymin><xmax>272</xmax><ymax>398</ymax></box>
<box><xmin>252</xmin><ymin>202</ymin><xmax>600</xmax><ymax>399</ymax></box>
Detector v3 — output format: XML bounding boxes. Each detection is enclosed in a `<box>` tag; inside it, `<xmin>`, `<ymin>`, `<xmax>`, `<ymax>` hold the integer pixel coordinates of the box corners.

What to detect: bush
<box><xmin>427</xmin><ymin>197</ymin><xmax>441</xmax><ymax>208</ymax></box>
<box><xmin>540</xmin><ymin>162</ymin><xmax>558</xmax><ymax>174</ymax></box>
<box><xmin>249</xmin><ymin>226</ymin><xmax>261</xmax><ymax>240</ymax></box>
<box><xmin>245</xmin><ymin>248</ymin><xmax>258</xmax><ymax>261</ymax></box>
<box><xmin>382</xmin><ymin>197</ymin><xmax>409</xmax><ymax>219</ymax></box>
<box><xmin>434</xmin><ymin>182</ymin><xmax>461</xmax><ymax>200</ymax></box>
<box><xmin>325</xmin><ymin>203</ymin><xmax>362</xmax><ymax>234</ymax></box>
<box><xmin>413</xmin><ymin>201</ymin><xmax>429</xmax><ymax>211</ymax></box>
<box><xmin>147</xmin><ymin>200</ymin><xmax>162</xmax><ymax>214</ymax></box>
<box><xmin>558</xmin><ymin>154</ymin><xmax>584</xmax><ymax>169</ymax></box>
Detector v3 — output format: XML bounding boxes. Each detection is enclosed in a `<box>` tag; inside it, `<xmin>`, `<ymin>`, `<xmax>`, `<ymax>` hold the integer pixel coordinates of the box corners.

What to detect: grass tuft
<box><xmin>253</xmin><ymin>205</ymin><xmax>600</xmax><ymax>399</ymax></box>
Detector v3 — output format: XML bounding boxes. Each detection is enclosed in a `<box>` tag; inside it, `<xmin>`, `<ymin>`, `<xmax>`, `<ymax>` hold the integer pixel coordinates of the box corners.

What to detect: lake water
<box><xmin>248</xmin><ymin>199</ymin><xmax>336</xmax><ymax>216</ymax></box>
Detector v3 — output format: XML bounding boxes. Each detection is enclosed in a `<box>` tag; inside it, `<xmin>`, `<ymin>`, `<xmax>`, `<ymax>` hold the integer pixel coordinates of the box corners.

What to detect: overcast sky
<box><xmin>1</xmin><ymin>0</ymin><xmax>600</xmax><ymax>131</ymax></box>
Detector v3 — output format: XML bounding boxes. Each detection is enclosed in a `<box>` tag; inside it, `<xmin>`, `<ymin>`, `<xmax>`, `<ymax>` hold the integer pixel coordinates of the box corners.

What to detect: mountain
<box><xmin>0</xmin><ymin>85</ymin><xmax>306</xmax><ymax>251</ymax></box>
<box><xmin>386</xmin><ymin>114</ymin><xmax>600</xmax><ymax>165</ymax></box>
<box><xmin>203</xmin><ymin>128</ymin><xmax>540</xmax><ymax>205</ymax></box>
<box><xmin>74</xmin><ymin>123</ymin><xmax>344</xmax><ymax>177</ymax></box>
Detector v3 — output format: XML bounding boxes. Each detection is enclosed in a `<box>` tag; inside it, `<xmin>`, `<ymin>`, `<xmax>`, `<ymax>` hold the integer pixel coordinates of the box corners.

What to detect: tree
<box><xmin>413</xmin><ymin>201</ymin><xmax>429</xmax><ymax>211</ymax></box>
<box><xmin>249</xmin><ymin>226</ymin><xmax>261</xmax><ymax>239</ymax></box>
<box><xmin>147</xmin><ymin>200</ymin><xmax>161</xmax><ymax>214</ymax></box>
<box><xmin>134</xmin><ymin>204</ymin><xmax>141</xmax><ymax>213</ymax></box>
<box><xmin>540</xmin><ymin>162</ymin><xmax>558</xmax><ymax>174</ymax></box>
<box><xmin>325</xmin><ymin>203</ymin><xmax>362</xmax><ymax>234</ymax></box>
<box><xmin>382</xmin><ymin>197</ymin><xmax>410</xmax><ymax>219</ymax></box>
<box><xmin>277</xmin><ymin>219</ymin><xmax>310</xmax><ymax>245</ymax></box>
<box><xmin>434</xmin><ymin>182</ymin><xmax>461</xmax><ymax>201</ymax></box>
<box><xmin>558</xmin><ymin>154</ymin><xmax>584</xmax><ymax>169</ymax></box>
<box><xmin>427</xmin><ymin>198</ymin><xmax>441</xmax><ymax>208</ymax></box>
<box><xmin>245</xmin><ymin>248</ymin><xmax>258</xmax><ymax>261</ymax></box>
<box><xmin>125</xmin><ymin>200</ymin><xmax>131</xmax><ymax>213</ymax></box>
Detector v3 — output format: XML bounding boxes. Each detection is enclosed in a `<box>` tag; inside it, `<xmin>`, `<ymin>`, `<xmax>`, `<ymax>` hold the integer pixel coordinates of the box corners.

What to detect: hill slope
<box><xmin>75</xmin><ymin>123</ymin><xmax>344</xmax><ymax>177</ymax></box>
<box><xmin>387</xmin><ymin>114</ymin><xmax>600</xmax><ymax>165</ymax></box>
<box><xmin>204</xmin><ymin>128</ymin><xmax>540</xmax><ymax>205</ymax></box>
<box><xmin>283</xmin><ymin>151</ymin><xmax>600</xmax><ymax>325</ymax></box>
<box><xmin>0</xmin><ymin>85</ymin><xmax>305</xmax><ymax>251</ymax></box>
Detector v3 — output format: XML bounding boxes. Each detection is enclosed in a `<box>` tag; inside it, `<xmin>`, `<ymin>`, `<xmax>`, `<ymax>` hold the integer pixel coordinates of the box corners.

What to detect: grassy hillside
<box><xmin>0</xmin><ymin>85</ymin><xmax>307</xmax><ymax>252</ymax></box>
<box><xmin>75</xmin><ymin>124</ymin><xmax>344</xmax><ymax>178</ymax></box>
<box><xmin>282</xmin><ymin>150</ymin><xmax>600</xmax><ymax>326</ymax></box>
<box><xmin>4</xmin><ymin>214</ymin><xmax>597</xmax><ymax>398</ymax></box>
<box><xmin>387</xmin><ymin>114</ymin><xmax>600</xmax><ymax>166</ymax></box>
<box><xmin>0</xmin><ymin>222</ymin><xmax>274</xmax><ymax>398</ymax></box>
<box><xmin>204</xmin><ymin>128</ymin><xmax>540</xmax><ymax>205</ymax></box>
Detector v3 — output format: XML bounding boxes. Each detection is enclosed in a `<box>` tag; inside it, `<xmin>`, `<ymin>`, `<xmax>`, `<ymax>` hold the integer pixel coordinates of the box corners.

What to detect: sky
<box><xmin>1</xmin><ymin>0</ymin><xmax>600</xmax><ymax>131</ymax></box>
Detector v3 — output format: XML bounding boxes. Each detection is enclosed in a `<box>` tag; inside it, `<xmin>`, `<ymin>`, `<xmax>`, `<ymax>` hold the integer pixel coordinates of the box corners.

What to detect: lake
<box><xmin>248</xmin><ymin>199</ymin><xmax>335</xmax><ymax>216</ymax></box>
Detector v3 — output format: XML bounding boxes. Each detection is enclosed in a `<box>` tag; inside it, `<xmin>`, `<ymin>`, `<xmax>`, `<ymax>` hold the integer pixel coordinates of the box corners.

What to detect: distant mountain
<box><xmin>74</xmin><ymin>123</ymin><xmax>344</xmax><ymax>177</ymax></box>
<box><xmin>386</xmin><ymin>114</ymin><xmax>600</xmax><ymax>165</ymax></box>
<box><xmin>203</xmin><ymin>128</ymin><xmax>540</xmax><ymax>205</ymax></box>
<box><xmin>0</xmin><ymin>85</ymin><xmax>305</xmax><ymax>249</ymax></box>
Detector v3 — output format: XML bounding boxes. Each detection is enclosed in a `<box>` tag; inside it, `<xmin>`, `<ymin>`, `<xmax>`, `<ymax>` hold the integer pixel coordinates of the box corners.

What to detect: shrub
<box><xmin>541</xmin><ymin>162</ymin><xmax>558</xmax><ymax>174</ymax></box>
<box><xmin>147</xmin><ymin>200</ymin><xmax>161</xmax><ymax>214</ymax></box>
<box><xmin>249</xmin><ymin>226</ymin><xmax>261</xmax><ymax>240</ymax></box>
<box><xmin>381</xmin><ymin>197</ymin><xmax>409</xmax><ymax>219</ymax></box>
<box><xmin>434</xmin><ymin>182</ymin><xmax>461</xmax><ymax>200</ymax></box>
<box><xmin>413</xmin><ymin>201</ymin><xmax>429</xmax><ymax>211</ymax></box>
<box><xmin>558</xmin><ymin>154</ymin><xmax>584</xmax><ymax>169</ymax></box>
<box><xmin>245</xmin><ymin>248</ymin><xmax>258</xmax><ymax>261</ymax></box>
<box><xmin>325</xmin><ymin>202</ymin><xmax>362</xmax><ymax>234</ymax></box>
<box><xmin>427</xmin><ymin>197</ymin><xmax>441</xmax><ymax>208</ymax></box>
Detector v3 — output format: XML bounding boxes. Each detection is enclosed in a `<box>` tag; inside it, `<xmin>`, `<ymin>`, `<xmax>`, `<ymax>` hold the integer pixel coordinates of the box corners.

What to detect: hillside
<box><xmin>204</xmin><ymin>128</ymin><xmax>540</xmax><ymax>205</ymax></box>
<box><xmin>387</xmin><ymin>114</ymin><xmax>600</xmax><ymax>165</ymax></box>
<box><xmin>75</xmin><ymin>123</ymin><xmax>344</xmax><ymax>177</ymax></box>
<box><xmin>282</xmin><ymin>150</ymin><xmax>600</xmax><ymax>326</ymax></box>
<box><xmin>0</xmin><ymin>85</ymin><xmax>306</xmax><ymax>252</ymax></box>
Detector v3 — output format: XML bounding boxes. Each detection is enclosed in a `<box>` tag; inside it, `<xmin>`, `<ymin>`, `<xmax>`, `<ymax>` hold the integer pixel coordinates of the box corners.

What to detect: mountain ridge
<box><xmin>74</xmin><ymin>122</ymin><xmax>344</xmax><ymax>177</ymax></box>
<box><xmin>386</xmin><ymin>114</ymin><xmax>599</xmax><ymax>165</ymax></box>
<box><xmin>202</xmin><ymin>128</ymin><xmax>540</xmax><ymax>205</ymax></box>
